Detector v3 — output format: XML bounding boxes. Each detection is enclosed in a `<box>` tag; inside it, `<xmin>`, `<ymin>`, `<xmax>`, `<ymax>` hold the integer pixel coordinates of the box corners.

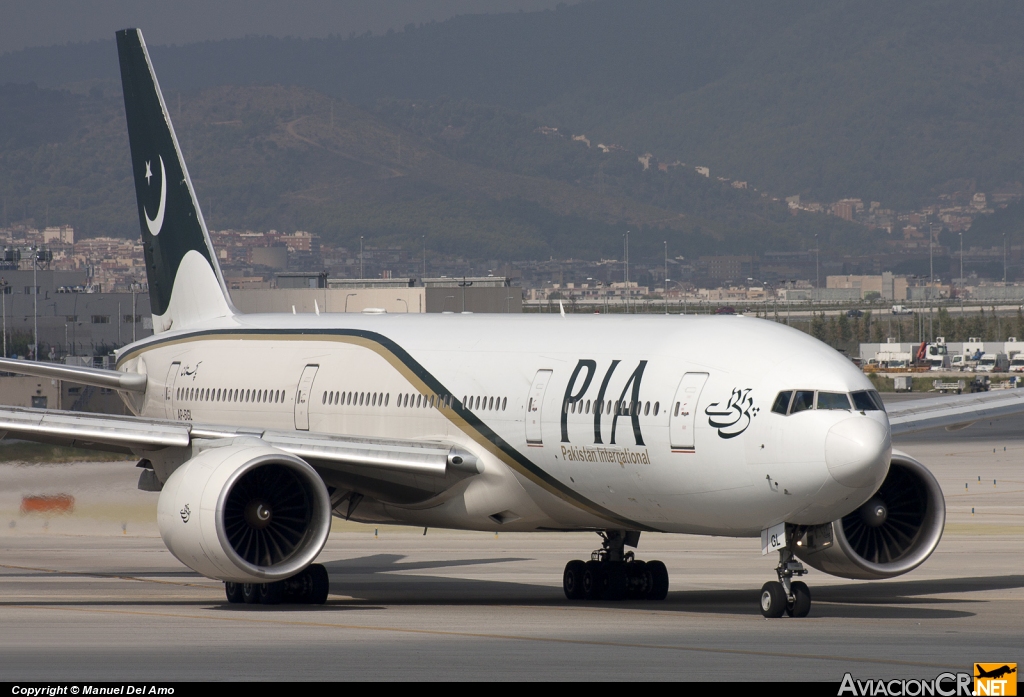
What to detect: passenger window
<box><xmin>654</xmin><ymin>402</ymin><xmax>659</xmax><ymax>416</ymax></box>
<box><xmin>771</xmin><ymin>391</ymin><xmax>793</xmax><ymax>415</ymax></box>
<box><xmin>817</xmin><ymin>392</ymin><xmax>851</xmax><ymax>410</ymax></box>
<box><xmin>322</xmin><ymin>391</ymin><xmax>328</xmax><ymax>405</ymax></box>
<box><xmin>502</xmin><ymin>397</ymin><xmax>507</xmax><ymax>411</ymax></box>
<box><xmin>790</xmin><ymin>391</ymin><xmax>814</xmax><ymax>414</ymax></box>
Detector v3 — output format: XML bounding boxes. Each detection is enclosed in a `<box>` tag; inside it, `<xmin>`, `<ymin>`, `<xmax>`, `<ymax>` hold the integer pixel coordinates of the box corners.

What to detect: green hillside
<box><xmin>2</xmin><ymin>1</ymin><xmax>1022</xmax><ymax>212</ymax></box>
<box><xmin>0</xmin><ymin>82</ymin><xmax>863</xmax><ymax>261</ymax></box>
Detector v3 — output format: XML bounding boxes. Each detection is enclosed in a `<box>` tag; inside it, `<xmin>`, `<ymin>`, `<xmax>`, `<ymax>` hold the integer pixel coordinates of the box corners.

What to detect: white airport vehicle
<box><xmin>891</xmin><ymin>305</ymin><xmax>913</xmax><ymax>315</ymax></box>
<box><xmin>4</xmin><ymin>29</ymin><xmax>1024</xmax><ymax>619</ymax></box>
<box><xmin>874</xmin><ymin>350</ymin><xmax>913</xmax><ymax>369</ymax></box>
<box><xmin>975</xmin><ymin>353</ymin><xmax>1009</xmax><ymax>373</ymax></box>
<box><xmin>922</xmin><ymin>338</ymin><xmax>951</xmax><ymax>371</ymax></box>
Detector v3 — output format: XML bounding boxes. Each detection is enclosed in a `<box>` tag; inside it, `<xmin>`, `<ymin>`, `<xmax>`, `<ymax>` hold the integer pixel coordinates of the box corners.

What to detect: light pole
<box><xmin>396</xmin><ymin>298</ymin><xmax>408</xmax><ymax>313</ymax></box>
<box><xmin>359</xmin><ymin>236</ymin><xmax>364</xmax><ymax>279</ymax></box>
<box><xmin>32</xmin><ymin>247</ymin><xmax>38</xmax><ymax>360</ymax></box>
<box><xmin>0</xmin><ymin>277</ymin><xmax>7</xmax><ymax>358</ymax></box>
<box><xmin>421</xmin><ymin>235</ymin><xmax>426</xmax><ymax>279</ymax></box>
<box><xmin>814</xmin><ymin>233</ymin><xmax>820</xmax><ymax>292</ymax></box>
<box><xmin>623</xmin><ymin>230</ymin><xmax>630</xmax><ymax>314</ymax></box>
<box><xmin>1003</xmin><ymin>233</ymin><xmax>1007</xmax><ymax>283</ymax></box>
<box><xmin>959</xmin><ymin>232</ymin><xmax>964</xmax><ymax>313</ymax></box>
<box><xmin>345</xmin><ymin>293</ymin><xmax>357</xmax><ymax>312</ymax></box>
<box><xmin>663</xmin><ymin>240</ymin><xmax>669</xmax><ymax>314</ymax></box>
<box><xmin>458</xmin><ymin>277</ymin><xmax>473</xmax><ymax>313</ymax></box>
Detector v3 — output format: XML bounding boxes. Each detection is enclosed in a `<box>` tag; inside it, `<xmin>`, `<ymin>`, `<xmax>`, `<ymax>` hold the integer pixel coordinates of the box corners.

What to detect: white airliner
<box><xmin>3</xmin><ymin>28</ymin><xmax>1024</xmax><ymax>616</ymax></box>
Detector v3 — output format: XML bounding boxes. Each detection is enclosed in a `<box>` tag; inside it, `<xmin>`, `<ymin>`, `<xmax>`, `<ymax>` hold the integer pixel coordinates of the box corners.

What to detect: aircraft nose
<box><xmin>824</xmin><ymin>417</ymin><xmax>891</xmax><ymax>489</ymax></box>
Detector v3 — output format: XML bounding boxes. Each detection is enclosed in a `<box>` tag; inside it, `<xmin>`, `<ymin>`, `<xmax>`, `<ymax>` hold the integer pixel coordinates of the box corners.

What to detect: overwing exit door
<box><xmin>525</xmin><ymin>369</ymin><xmax>552</xmax><ymax>444</ymax></box>
<box><xmin>669</xmin><ymin>372</ymin><xmax>708</xmax><ymax>451</ymax></box>
<box><xmin>164</xmin><ymin>362</ymin><xmax>180</xmax><ymax>420</ymax></box>
<box><xmin>294</xmin><ymin>364</ymin><xmax>319</xmax><ymax>431</ymax></box>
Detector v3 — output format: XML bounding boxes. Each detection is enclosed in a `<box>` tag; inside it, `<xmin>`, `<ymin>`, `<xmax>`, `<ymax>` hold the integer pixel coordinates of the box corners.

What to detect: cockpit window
<box><xmin>771</xmin><ymin>391</ymin><xmax>793</xmax><ymax>415</ymax></box>
<box><xmin>817</xmin><ymin>392</ymin><xmax>851</xmax><ymax>410</ymax></box>
<box><xmin>868</xmin><ymin>390</ymin><xmax>886</xmax><ymax>411</ymax></box>
<box><xmin>790</xmin><ymin>390</ymin><xmax>815</xmax><ymax>414</ymax></box>
<box><xmin>851</xmin><ymin>390</ymin><xmax>884</xmax><ymax>411</ymax></box>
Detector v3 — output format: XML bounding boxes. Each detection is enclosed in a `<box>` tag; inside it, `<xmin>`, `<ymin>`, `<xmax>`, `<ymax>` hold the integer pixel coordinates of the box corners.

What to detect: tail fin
<box><xmin>116</xmin><ymin>28</ymin><xmax>234</xmax><ymax>333</ymax></box>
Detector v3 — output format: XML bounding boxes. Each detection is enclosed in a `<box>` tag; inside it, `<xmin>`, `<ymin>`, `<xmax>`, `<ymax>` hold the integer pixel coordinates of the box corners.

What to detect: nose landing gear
<box><xmin>563</xmin><ymin>530</ymin><xmax>668</xmax><ymax>601</ymax></box>
<box><xmin>760</xmin><ymin>548</ymin><xmax>811</xmax><ymax>618</ymax></box>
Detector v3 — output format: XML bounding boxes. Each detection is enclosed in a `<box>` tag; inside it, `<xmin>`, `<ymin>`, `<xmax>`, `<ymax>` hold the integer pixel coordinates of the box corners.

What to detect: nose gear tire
<box><xmin>760</xmin><ymin>581</ymin><xmax>787</xmax><ymax>618</ymax></box>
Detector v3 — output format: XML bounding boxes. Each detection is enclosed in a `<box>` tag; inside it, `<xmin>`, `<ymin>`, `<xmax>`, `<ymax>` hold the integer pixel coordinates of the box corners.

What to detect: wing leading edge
<box><xmin>886</xmin><ymin>388</ymin><xmax>1024</xmax><ymax>436</ymax></box>
<box><xmin>0</xmin><ymin>405</ymin><xmax>479</xmax><ymax>480</ymax></box>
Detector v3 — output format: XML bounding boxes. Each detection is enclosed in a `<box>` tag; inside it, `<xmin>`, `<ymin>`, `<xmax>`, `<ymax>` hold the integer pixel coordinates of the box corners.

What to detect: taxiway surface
<box><xmin>0</xmin><ymin>400</ymin><xmax>1021</xmax><ymax>681</ymax></box>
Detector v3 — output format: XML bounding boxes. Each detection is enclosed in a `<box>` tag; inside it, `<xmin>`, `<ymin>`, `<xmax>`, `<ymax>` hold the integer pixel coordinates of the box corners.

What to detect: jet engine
<box><xmin>157</xmin><ymin>441</ymin><xmax>332</xmax><ymax>583</ymax></box>
<box><xmin>792</xmin><ymin>450</ymin><xmax>945</xmax><ymax>580</ymax></box>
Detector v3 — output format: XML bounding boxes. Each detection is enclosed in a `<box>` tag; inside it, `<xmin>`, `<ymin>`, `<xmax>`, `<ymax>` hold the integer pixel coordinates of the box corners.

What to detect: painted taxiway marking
<box><xmin>15</xmin><ymin>603</ymin><xmax>960</xmax><ymax>671</ymax></box>
<box><xmin>0</xmin><ymin>563</ymin><xmax>215</xmax><ymax>589</ymax></box>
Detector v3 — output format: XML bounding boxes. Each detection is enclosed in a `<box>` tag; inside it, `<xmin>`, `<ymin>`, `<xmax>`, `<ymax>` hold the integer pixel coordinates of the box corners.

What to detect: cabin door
<box><xmin>294</xmin><ymin>364</ymin><xmax>319</xmax><ymax>431</ymax></box>
<box><xmin>669</xmin><ymin>372</ymin><xmax>708</xmax><ymax>451</ymax></box>
<box><xmin>525</xmin><ymin>369</ymin><xmax>553</xmax><ymax>445</ymax></box>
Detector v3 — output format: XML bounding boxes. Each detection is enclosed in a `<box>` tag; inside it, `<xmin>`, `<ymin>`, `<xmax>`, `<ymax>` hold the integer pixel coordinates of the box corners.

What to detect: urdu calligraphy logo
<box><xmin>180</xmin><ymin>503</ymin><xmax>191</xmax><ymax>523</ymax></box>
<box><xmin>705</xmin><ymin>388</ymin><xmax>759</xmax><ymax>439</ymax></box>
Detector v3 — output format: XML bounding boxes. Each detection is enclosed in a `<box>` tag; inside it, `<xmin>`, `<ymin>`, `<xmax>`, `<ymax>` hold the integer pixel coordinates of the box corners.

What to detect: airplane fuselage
<box><xmin>117</xmin><ymin>312</ymin><xmax>892</xmax><ymax>538</ymax></box>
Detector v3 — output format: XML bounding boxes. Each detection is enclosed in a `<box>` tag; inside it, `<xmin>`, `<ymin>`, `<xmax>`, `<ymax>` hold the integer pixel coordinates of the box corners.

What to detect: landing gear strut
<box><xmin>760</xmin><ymin>548</ymin><xmax>811</xmax><ymax>618</ymax></box>
<box><xmin>563</xmin><ymin>531</ymin><xmax>668</xmax><ymax>601</ymax></box>
<box><xmin>225</xmin><ymin>563</ymin><xmax>330</xmax><ymax>606</ymax></box>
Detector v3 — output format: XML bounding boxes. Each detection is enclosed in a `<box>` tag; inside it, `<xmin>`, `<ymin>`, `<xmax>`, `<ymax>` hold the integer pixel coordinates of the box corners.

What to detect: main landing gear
<box><xmin>563</xmin><ymin>531</ymin><xmax>668</xmax><ymax>601</ymax></box>
<box><xmin>759</xmin><ymin>548</ymin><xmax>811</xmax><ymax>618</ymax></box>
<box><xmin>224</xmin><ymin>563</ymin><xmax>330</xmax><ymax>606</ymax></box>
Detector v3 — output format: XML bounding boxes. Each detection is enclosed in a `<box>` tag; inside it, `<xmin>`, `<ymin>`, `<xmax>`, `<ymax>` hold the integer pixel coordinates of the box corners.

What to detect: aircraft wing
<box><xmin>886</xmin><ymin>388</ymin><xmax>1024</xmax><ymax>436</ymax></box>
<box><xmin>0</xmin><ymin>357</ymin><xmax>147</xmax><ymax>392</ymax></box>
<box><xmin>0</xmin><ymin>405</ymin><xmax>479</xmax><ymax>483</ymax></box>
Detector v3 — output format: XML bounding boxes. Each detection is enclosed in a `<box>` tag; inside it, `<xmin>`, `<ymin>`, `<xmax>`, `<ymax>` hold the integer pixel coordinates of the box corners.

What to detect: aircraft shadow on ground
<box><xmin>315</xmin><ymin>554</ymin><xmax>1024</xmax><ymax>619</ymax></box>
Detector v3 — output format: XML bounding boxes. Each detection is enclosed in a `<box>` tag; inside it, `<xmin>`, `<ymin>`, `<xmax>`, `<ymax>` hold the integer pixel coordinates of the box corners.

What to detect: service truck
<box><xmin>975</xmin><ymin>352</ymin><xmax>1009</xmax><ymax>373</ymax></box>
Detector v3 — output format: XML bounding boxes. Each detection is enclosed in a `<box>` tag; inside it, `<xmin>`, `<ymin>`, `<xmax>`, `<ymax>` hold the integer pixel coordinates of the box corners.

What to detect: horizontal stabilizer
<box><xmin>0</xmin><ymin>357</ymin><xmax>147</xmax><ymax>393</ymax></box>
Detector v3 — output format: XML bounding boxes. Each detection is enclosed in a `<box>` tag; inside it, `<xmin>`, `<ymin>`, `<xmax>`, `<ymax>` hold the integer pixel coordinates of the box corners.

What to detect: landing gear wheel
<box><xmin>259</xmin><ymin>581</ymin><xmax>286</xmax><ymax>605</ymax></box>
<box><xmin>646</xmin><ymin>560</ymin><xmax>669</xmax><ymax>600</ymax></box>
<box><xmin>760</xmin><ymin>581</ymin><xmax>787</xmax><ymax>618</ymax></box>
<box><xmin>241</xmin><ymin>582</ymin><xmax>260</xmax><ymax>604</ymax></box>
<box><xmin>626</xmin><ymin>560</ymin><xmax>650</xmax><ymax>600</ymax></box>
<box><xmin>582</xmin><ymin>560</ymin><xmax>603</xmax><ymax>600</ymax></box>
<box><xmin>225</xmin><ymin>582</ymin><xmax>243</xmax><ymax>604</ymax></box>
<box><xmin>604</xmin><ymin>563</ymin><xmax>627</xmax><ymax>601</ymax></box>
<box><xmin>786</xmin><ymin>581</ymin><xmax>811</xmax><ymax>618</ymax></box>
<box><xmin>306</xmin><ymin>563</ymin><xmax>330</xmax><ymax>605</ymax></box>
<box><xmin>563</xmin><ymin>560</ymin><xmax>586</xmax><ymax>600</ymax></box>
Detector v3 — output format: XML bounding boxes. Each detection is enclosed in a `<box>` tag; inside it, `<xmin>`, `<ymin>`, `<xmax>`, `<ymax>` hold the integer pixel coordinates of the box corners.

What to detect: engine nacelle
<box><xmin>793</xmin><ymin>450</ymin><xmax>945</xmax><ymax>580</ymax></box>
<box><xmin>157</xmin><ymin>441</ymin><xmax>332</xmax><ymax>583</ymax></box>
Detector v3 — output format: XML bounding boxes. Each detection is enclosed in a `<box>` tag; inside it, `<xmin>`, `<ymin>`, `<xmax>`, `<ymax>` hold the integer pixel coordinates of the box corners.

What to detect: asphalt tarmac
<box><xmin>0</xmin><ymin>403</ymin><xmax>1021</xmax><ymax>681</ymax></box>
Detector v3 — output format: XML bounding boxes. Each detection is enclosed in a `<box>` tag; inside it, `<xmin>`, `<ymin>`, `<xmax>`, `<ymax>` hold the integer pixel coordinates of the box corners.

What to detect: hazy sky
<box><xmin>0</xmin><ymin>0</ymin><xmax>580</xmax><ymax>54</ymax></box>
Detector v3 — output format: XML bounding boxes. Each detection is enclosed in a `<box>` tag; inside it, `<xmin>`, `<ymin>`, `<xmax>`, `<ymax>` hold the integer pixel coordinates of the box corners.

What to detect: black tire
<box><xmin>306</xmin><ymin>563</ymin><xmax>330</xmax><ymax>605</ymax></box>
<box><xmin>582</xmin><ymin>560</ymin><xmax>603</xmax><ymax>600</ymax></box>
<box><xmin>241</xmin><ymin>583</ymin><xmax>260</xmax><ymax>605</ymax></box>
<box><xmin>604</xmin><ymin>563</ymin><xmax>627</xmax><ymax>601</ymax></box>
<box><xmin>760</xmin><ymin>581</ymin><xmax>787</xmax><ymax>618</ymax></box>
<box><xmin>787</xmin><ymin>581</ymin><xmax>811</xmax><ymax>618</ymax></box>
<box><xmin>224</xmin><ymin>582</ymin><xmax>244</xmax><ymax>604</ymax></box>
<box><xmin>626</xmin><ymin>560</ymin><xmax>650</xmax><ymax>600</ymax></box>
<box><xmin>259</xmin><ymin>581</ymin><xmax>286</xmax><ymax>605</ymax></box>
<box><xmin>563</xmin><ymin>560</ymin><xmax>586</xmax><ymax>600</ymax></box>
<box><xmin>646</xmin><ymin>560</ymin><xmax>669</xmax><ymax>601</ymax></box>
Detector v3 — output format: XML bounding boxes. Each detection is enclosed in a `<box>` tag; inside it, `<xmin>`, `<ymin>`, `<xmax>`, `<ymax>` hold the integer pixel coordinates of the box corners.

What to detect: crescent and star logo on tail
<box><xmin>143</xmin><ymin>155</ymin><xmax>167</xmax><ymax>236</ymax></box>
